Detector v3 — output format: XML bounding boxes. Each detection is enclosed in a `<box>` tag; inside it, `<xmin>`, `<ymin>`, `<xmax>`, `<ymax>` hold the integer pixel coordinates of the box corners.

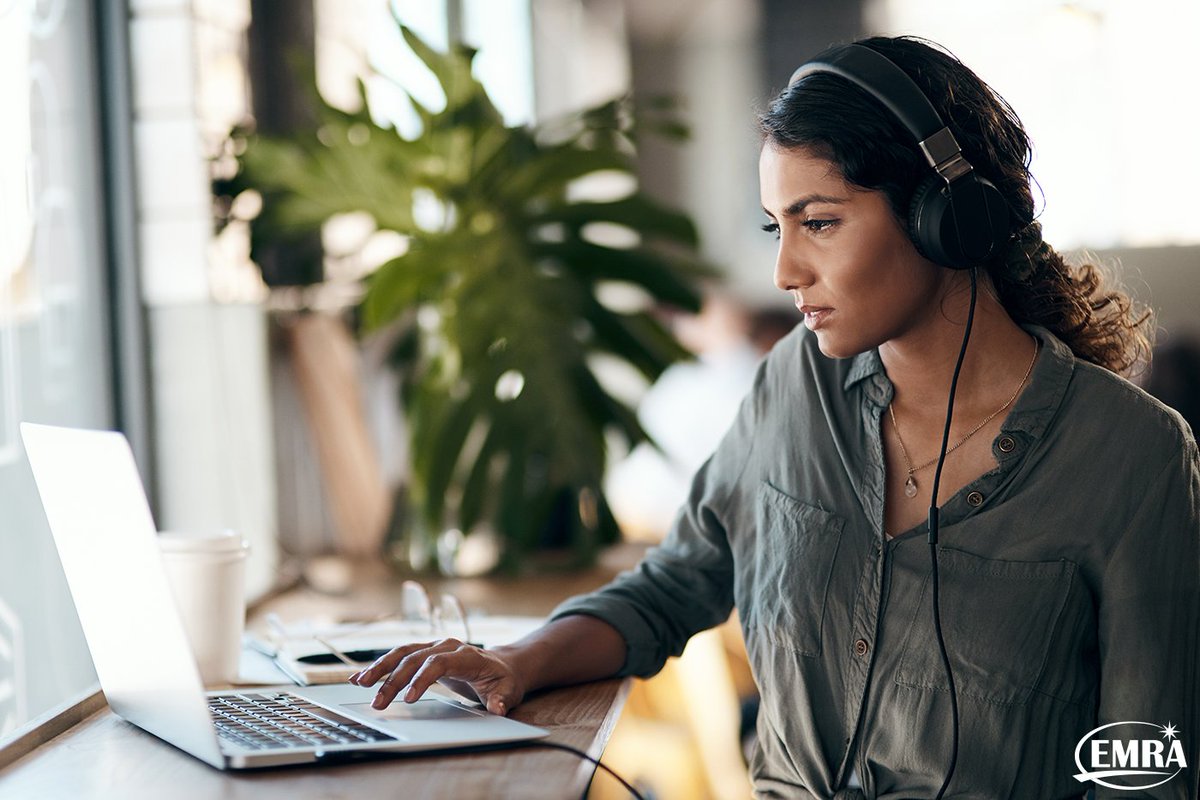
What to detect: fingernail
<box><xmin>403</xmin><ymin>685</ymin><xmax>416</xmax><ymax>703</ymax></box>
<box><xmin>372</xmin><ymin>694</ymin><xmax>386</xmax><ymax>709</ymax></box>
<box><xmin>496</xmin><ymin>701</ymin><xmax>506</xmax><ymax>715</ymax></box>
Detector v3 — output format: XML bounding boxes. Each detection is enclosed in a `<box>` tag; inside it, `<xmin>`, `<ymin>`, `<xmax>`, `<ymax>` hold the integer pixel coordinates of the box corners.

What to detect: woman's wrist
<box><xmin>492</xmin><ymin>615</ymin><xmax>627</xmax><ymax>695</ymax></box>
<box><xmin>490</xmin><ymin>641</ymin><xmax>543</xmax><ymax>696</ymax></box>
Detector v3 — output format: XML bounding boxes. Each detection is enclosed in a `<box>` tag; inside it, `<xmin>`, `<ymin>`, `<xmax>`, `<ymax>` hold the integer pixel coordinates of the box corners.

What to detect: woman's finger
<box><xmin>398</xmin><ymin>651</ymin><xmax>463</xmax><ymax>704</ymax></box>
<box><xmin>371</xmin><ymin>639</ymin><xmax>467</xmax><ymax>708</ymax></box>
<box><xmin>348</xmin><ymin>641</ymin><xmax>436</xmax><ymax>686</ymax></box>
<box><xmin>402</xmin><ymin>647</ymin><xmax>519</xmax><ymax>715</ymax></box>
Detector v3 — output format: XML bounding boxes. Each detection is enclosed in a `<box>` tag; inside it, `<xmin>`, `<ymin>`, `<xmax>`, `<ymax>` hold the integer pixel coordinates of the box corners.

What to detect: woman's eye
<box><xmin>760</xmin><ymin>219</ymin><xmax>837</xmax><ymax>240</ymax></box>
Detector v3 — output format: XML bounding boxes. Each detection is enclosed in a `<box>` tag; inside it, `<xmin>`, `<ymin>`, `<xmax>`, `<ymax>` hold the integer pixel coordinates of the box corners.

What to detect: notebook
<box><xmin>20</xmin><ymin>422</ymin><xmax>548</xmax><ymax>769</ymax></box>
<box><xmin>259</xmin><ymin>615</ymin><xmax>546</xmax><ymax>686</ymax></box>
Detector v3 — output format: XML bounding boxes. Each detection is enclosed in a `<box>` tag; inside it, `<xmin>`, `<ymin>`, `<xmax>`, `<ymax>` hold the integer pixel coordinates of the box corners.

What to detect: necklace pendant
<box><xmin>904</xmin><ymin>474</ymin><xmax>918</xmax><ymax>498</ymax></box>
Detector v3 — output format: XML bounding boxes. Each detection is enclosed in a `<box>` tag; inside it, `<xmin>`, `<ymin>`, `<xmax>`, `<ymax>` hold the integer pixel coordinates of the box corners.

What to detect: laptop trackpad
<box><xmin>341</xmin><ymin>700</ymin><xmax>483</xmax><ymax>722</ymax></box>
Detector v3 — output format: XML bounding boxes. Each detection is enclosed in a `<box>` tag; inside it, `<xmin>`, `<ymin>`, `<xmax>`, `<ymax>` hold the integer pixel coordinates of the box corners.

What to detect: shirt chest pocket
<box><xmin>894</xmin><ymin>547</ymin><xmax>1079</xmax><ymax>707</ymax></box>
<box><xmin>750</xmin><ymin>482</ymin><xmax>846</xmax><ymax>657</ymax></box>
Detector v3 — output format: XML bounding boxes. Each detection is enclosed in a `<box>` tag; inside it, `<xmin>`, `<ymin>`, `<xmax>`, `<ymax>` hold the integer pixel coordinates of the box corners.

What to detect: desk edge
<box><xmin>0</xmin><ymin>687</ymin><xmax>107</xmax><ymax>771</ymax></box>
<box><xmin>569</xmin><ymin>676</ymin><xmax>634</xmax><ymax>795</ymax></box>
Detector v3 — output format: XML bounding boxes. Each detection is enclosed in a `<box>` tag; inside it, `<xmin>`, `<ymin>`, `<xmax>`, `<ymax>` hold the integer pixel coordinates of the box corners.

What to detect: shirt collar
<box><xmin>1000</xmin><ymin>324</ymin><xmax>1075</xmax><ymax>441</ymax></box>
<box><xmin>844</xmin><ymin>347</ymin><xmax>885</xmax><ymax>392</ymax></box>
<box><xmin>843</xmin><ymin>347</ymin><xmax>892</xmax><ymax>407</ymax></box>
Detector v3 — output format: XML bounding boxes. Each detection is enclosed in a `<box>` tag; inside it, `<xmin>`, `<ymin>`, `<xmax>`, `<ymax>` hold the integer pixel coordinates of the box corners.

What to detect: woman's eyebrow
<box><xmin>787</xmin><ymin>194</ymin><xmax>847</xmax><ymax>215</ymax></box>
<box><xmin>762</xmin><ymin>193</ymin><xmax>848</xmax><ymax>218</ymax></box>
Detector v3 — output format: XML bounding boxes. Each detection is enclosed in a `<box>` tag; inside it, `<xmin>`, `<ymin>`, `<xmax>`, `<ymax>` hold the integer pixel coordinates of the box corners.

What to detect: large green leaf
<box><xmin>231</xmin><ymin>23</ymin><xmax>714</xmax><ymax>571</ymax></box>
<box><xmin>533</xmin><ymin>239</ymin><xmax>712</xmax><ymax>310</ymax></box>
<box><xmin>238</xmin><ymin>129</ymin><xmax>423</xmax><ymax>237</ymax></box>
<box><xmin>361</xmin><ymin>240</ymin><xmax>467</xmax><ymax>331</ymax></box>
<box><xmin>580</xmin><ymin>301</ymin><xmax>692</xmax><ymax>382</ymax></box>
<box><xmin>530</xmin><ymin>195</ymin><xmax>699</xmax><ymax>247</ymax></box>
<box><xmin>497</xmin><ymin>145</ymin><xmax>631</xmax><ymax>203</ymax></box>
<box><xmin>416</xmin><ymin>391</ymin><xmax>486</xmax><ymax>529</ymax></box>
<box><xmin>570</xmin><ymin>362</ymin><xmax>653</xmax><ymax>448</ymax></box>
<box><xmin>397</xmin><ymin>23</ymin><xmax>496</xmax><ymax>120</ymax></box>
<box><xmin>457</xmin><ymin>421</ymin><xmax>506</xmax><ymax>534</ymax></box>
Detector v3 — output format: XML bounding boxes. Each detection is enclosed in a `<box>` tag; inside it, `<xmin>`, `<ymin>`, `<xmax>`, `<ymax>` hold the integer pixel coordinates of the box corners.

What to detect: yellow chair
<box><xmin>588</xmin><ymin>616</ymin><xmax>754</xmax><ymax>800</ymax></box>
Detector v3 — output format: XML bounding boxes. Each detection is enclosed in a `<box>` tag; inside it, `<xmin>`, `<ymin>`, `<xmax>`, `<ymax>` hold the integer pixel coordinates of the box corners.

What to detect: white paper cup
<box><xmin>158</xmin><ymin>530</ymin><xmax>249</xmax><ymax>686</ymax></box>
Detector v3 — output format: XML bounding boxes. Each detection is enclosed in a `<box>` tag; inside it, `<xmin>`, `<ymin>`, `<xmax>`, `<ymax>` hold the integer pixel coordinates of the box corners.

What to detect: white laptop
<box><xmin>20</xmin><ymin>422</ymin><xmax>548</xmax><ymax>769</ymax></box>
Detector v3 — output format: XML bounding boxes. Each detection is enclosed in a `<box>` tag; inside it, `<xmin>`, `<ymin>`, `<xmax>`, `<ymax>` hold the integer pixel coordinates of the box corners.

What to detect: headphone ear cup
<box><xmin>908</xmin><ymin>173</ymin><xmax>1010</xmax><ymax>269</ymax></box>
<box><xmin>907</xmin><ymin>174</ymin><xmax>946</xmax><ymax>265</ymax></box>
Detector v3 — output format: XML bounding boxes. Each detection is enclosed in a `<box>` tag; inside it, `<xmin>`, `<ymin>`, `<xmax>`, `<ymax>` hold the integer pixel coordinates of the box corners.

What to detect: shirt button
<box><xmin>854</xmin><ymin>638</ymin><xmax>870</xmax><ymax>657</ymax></box>
<box><xmin>997</xmin><ymin>435</ymin><xmax>1017</xmax><ymax>453</ymax></box>
<box><xmin>967</xmin><ymin>491</ymin><xmax>985</xmax><ymax>507</ymax></box>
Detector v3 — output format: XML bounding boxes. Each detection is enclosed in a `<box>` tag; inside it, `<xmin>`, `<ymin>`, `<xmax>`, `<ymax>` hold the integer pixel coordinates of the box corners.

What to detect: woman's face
<box><xmin>759</xmin><ymin>143</ymin><xmax>946</xmax><ymax>359</ymax></box>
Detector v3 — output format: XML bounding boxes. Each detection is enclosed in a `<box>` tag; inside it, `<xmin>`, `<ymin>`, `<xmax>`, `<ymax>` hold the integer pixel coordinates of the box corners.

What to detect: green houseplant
<box><xmin>223</xmin><ymin>22</ymin><xmax>713</xmax><ymax>572</ymax></box>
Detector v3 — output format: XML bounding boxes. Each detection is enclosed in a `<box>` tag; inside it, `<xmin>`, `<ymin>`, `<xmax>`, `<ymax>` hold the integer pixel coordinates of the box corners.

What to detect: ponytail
<box><xmin>989</xmin><ymin>222</ymin><xmax>1153</xmax><ymax>376</ymax></box>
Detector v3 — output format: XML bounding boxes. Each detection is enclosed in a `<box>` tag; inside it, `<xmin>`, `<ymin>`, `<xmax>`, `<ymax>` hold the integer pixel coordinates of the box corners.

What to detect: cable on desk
<box><xmin>513</xmin><ymin>740</ymin><xmax>647</xmax><ymax>800</ymax></box>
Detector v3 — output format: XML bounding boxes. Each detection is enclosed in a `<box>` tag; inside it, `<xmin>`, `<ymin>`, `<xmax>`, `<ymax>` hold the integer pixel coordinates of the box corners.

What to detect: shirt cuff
<box><xmin>548</xmin><ymin>593</ymin><xmax>667</xmax><ymax>679</ymax></box>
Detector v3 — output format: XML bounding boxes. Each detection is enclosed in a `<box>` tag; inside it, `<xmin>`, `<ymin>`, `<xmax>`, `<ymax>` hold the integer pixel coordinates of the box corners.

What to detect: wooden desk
<box><xmin>0</xmin><ymin>546</ymin><xmax>646</xmax><ymax>800</ymax></box>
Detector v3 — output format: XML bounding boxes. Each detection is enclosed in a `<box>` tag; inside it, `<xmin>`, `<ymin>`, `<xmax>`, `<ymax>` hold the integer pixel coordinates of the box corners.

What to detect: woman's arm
<box><xmin>349</xmin><ymin>614</ymin><xmax>627</xmax><ymax>715</ymax></box>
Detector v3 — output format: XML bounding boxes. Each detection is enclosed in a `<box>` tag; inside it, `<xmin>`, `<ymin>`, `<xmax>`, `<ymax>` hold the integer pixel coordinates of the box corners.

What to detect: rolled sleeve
<box><xmin>549</xmin><ymin>499</ymin><xmax>736</xmax><ymax>677</ymax></box>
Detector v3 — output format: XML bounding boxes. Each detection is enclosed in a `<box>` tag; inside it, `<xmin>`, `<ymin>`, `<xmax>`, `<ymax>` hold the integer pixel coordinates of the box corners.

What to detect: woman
<box><xmin>351</xmin><ymin>36</ymin><xmax>1199</xmax><ymax>799</ymax></box>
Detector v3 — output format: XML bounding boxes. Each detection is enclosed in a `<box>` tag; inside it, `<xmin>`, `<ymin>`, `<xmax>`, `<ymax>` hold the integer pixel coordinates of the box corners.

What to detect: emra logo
<box><xmin>1074</xmin><ymin>721</ymin><xmax>1187</xmax><ymax>791</ymax></box>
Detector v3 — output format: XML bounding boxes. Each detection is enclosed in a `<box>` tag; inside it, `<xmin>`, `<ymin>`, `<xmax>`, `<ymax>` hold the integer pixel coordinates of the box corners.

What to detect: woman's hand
<box><xmin>348</xmin><ymin>638</ymin><xmax>526</xmax><ymax>716</ymax></box>
<box><xmin>349</xmin><ymin>616</ymin><xmax>626</xmax><ymax>717</ymax></box>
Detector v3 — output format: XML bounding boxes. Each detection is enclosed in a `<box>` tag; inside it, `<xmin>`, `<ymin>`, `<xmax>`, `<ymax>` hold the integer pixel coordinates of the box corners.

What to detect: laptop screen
<box><xmin>21</xmin><ymin>423</ymin><xmax>225</xmax><ymax>767</ymax></box>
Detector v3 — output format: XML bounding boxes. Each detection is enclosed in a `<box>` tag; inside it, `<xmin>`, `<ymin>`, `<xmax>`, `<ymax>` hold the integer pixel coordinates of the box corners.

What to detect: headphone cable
<box><xmin>513</xmin><ymin>740</ymin><xmax>647</xmax><ymax>800</ymax></box>
<box><xmin>928</xmin><ymin>265</ymin><xmax>976</xmax><ymax>799</ymax></box>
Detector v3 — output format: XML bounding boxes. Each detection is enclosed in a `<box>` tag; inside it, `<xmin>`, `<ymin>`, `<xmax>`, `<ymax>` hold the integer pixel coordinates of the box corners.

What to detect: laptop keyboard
<box><xmin>209</xmin><ymin>692</ymin><xmax>397</xmax><ymax>751</ymax></box>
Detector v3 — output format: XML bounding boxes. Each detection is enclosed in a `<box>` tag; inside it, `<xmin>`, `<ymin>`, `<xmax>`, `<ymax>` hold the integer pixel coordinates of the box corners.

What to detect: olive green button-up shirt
<box><xmin>551</xmin><ymin>324</ymin><xmax>1200</xmax><ymax>799</ymax></box>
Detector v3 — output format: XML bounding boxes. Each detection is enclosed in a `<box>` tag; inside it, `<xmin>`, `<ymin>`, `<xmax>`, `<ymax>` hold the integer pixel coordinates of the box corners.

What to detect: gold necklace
<box><xmin>889</xmin><ymin>341</ymin><xmax>1038</xmax><ymax>499</ymax></box>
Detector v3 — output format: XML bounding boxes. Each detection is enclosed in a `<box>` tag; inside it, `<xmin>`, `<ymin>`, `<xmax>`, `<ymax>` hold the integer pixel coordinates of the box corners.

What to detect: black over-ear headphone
<box><xmin>789</xmin><ymin>44</ymin><xmax>1011</xmax><ymax>269</ymax></box>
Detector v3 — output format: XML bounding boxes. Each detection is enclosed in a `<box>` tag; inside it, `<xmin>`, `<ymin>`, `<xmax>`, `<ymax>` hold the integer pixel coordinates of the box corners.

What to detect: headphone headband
<box><xmin>790</xmin><ymin>44</ymin><xmax>943</xmax><ymax>141</ymax></box>
<box><xmin>789</xmin><ymin>44</ymin><xmax>972</xmax><ymax>184</ymax></box>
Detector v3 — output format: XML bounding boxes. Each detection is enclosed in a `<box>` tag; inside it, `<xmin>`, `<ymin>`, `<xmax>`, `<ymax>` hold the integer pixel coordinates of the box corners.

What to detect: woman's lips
<box><xmin>799</xmin><ymin>305</ymin><xmax>833</xmax><ymax>330</ymax></box>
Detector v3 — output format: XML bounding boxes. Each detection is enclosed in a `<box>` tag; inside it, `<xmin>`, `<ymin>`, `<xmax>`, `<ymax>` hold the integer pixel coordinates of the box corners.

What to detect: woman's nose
<box><xmin>773</xmin><ymin>241</ymin><xmax>814</xmax><ymax>292</ymax></box>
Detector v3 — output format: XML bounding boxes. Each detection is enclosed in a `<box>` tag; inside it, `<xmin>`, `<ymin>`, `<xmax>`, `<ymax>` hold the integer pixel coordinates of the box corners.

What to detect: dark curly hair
<box><xmin>758</xmin><ymin>35</ymin><xmax>1152</xmax><ymax>375</ymax></box>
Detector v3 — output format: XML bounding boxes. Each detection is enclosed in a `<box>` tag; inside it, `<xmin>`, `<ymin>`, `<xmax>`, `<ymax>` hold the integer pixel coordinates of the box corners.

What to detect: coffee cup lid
<box><xmin>158</xmin><ymin>530</ymin><xmax>249</xmax><ymax>554</ymax></box>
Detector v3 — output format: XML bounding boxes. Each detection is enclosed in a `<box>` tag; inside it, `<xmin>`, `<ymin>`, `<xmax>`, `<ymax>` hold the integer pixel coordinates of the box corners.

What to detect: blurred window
<box><xmin>461</xmin><ymin>0</ymin><xmax>534</xmax><ymax>125</ymax></box>
<box><xmin>341</xmin><ymin>0</ymin><xmax>533</xmax><ymax>136</ymax></box>
<box><xmin>868</xmin><ymin>0</ymin><xmax>1200</xmax><ymax>248</ymax></box>
<box><xmin>0</xmin><ymin>3</ymin><xmax>115</xmax><ymax>737</ymax></box>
